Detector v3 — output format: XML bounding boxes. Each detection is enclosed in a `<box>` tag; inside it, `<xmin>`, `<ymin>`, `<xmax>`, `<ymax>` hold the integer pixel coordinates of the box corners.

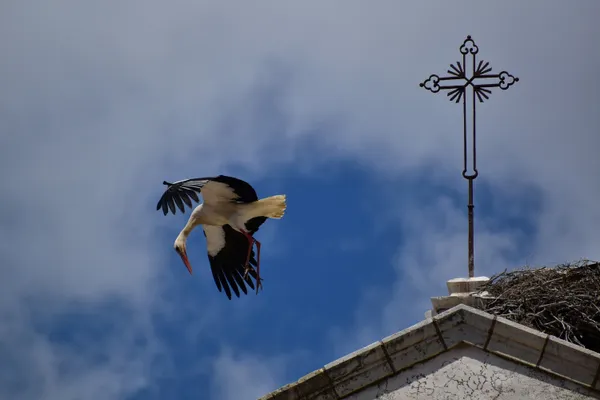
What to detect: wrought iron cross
<box><xmin>419</xmin><ymin>35</ymin><xmax>518</xmax><ymax>278</ymax></box>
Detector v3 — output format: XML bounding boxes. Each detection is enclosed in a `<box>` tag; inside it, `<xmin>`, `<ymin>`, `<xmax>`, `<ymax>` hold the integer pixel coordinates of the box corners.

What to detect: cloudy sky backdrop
<box><xmin>1</xmin><ymin>1</ymin><xmax>599</xmax><ymax>399</ymax></box>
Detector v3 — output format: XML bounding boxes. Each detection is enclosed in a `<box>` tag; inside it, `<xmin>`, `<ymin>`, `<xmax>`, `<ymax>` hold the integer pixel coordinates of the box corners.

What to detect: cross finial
<box><xmin>420</xmin><ymin>35</ymin><xmax>519</xmax><ymax>278</ymax></box>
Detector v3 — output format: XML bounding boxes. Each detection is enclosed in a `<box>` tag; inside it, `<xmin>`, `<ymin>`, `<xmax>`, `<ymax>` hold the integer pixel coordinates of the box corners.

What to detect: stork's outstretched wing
<box><xmin>156</xmin><ymin>175</ymin><xmax>260</xmax><ymax>215</ymax></box>
<box><xmin>203</xmin><ymin>225</ymin><xmax>260</xmax><ymax>300</ymax></box>
<box><xmin>156</xmin><ymin>178</ymin><xmax>209</xmax><ymax>215</ymax></box>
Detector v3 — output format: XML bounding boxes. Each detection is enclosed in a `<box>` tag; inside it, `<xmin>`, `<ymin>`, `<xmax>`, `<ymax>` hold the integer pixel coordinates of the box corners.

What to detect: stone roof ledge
<box><xmin>428</xmin><ymin>276</ymin><xmax>492</xmax><ymax>317</ymax></box>
<box><xmin>259</xmin><ymin>304</ymin><xmax>600</xmax><ymax>400</ymax></box>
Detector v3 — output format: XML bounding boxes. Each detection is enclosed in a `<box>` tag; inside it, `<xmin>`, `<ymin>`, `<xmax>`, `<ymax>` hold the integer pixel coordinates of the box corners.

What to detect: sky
<box><xmin>1</xmin><ymin>1</ymin><xmax>599</xmax><ymax>399</ymax></box>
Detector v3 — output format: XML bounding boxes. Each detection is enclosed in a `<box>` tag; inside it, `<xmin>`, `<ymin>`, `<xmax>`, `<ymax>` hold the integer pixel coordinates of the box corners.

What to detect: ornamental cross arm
<box><xmin>419</xmin><ymin>35</ymin><xmax>519</xmax><ymax>103</ymax></box>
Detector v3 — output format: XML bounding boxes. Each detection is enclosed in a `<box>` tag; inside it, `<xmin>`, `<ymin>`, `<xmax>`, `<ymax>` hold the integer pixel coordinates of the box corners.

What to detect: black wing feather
<box><xmin>223</xmin><ymin>270</ymin><xmax>241</xmax><ymax>298</ymax></box>
<box><xmin>173</xmin><ymin>195</ymin><xmax>185</xmax><ymax>213</ymax></box>
<box><xmin>185</xmin><ymin>190</ymin><xmax>200</xmax><ymax>203</ymax></box>
<box><xmin>244</xmin><ymin>269</ymin><xmax>257</xmax><ymax>289</ymax></box>
<box><xmin>179</xmin><ymin>192</ymin><xmax>193</xmax><ymax>208</ymax></box>
<box><xmin>216</xmin><ymin>268</ymin><xmax>232</xmax><ymax>300</ymax></box>
<box><xmin>231</xmin><ymin>268</ymin><xmax>249</xmax><ymax>295</ymax></box>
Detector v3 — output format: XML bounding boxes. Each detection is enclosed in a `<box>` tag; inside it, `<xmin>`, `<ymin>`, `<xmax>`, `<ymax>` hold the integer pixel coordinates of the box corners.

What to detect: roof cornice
<box><xmin>260</xmin><ymin>304</ymin><xmax>600</xmax><ymax>400</ymax></box>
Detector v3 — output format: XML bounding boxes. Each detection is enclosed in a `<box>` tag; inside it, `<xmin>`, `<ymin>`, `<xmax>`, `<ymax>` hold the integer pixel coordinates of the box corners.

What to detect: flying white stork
<box><xmin>156</xmin><ymin>175</ymin><xmax>286</xmax><ymax>299</ymax></box>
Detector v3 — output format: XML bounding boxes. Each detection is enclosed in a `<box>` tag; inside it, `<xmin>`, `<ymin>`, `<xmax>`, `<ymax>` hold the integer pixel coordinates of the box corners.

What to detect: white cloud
<box><xmin>0</xmin><ymin>297</ymin><xmax>160</xmax><ymax>400</ymax></box>
<box><xmin>1</xmin><ymin>0</ymin><xmax>599</xmax><ymax>398</ymax></box>
<box><xmin>211</xmin><ymin>348</ymin><xmax>286</xmax><ymax>400</ymax></box>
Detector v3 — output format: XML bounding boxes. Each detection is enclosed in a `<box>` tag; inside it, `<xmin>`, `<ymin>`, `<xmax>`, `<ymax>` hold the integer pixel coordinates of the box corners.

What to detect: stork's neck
<box><xmin>176</xmin><ymin>216</ymin><xmax>201</xmax><ymax>244</ymax></box>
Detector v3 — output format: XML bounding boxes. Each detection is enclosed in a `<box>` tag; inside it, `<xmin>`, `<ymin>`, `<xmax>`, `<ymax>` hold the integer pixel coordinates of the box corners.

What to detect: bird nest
<box><xmin>476</xmin><ymin>260</ymin><xmax>600</xmax><ymax>353</ymax></box>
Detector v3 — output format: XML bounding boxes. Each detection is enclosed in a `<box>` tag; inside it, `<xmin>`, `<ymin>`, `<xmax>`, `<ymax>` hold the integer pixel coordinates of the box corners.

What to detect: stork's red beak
<box><xmin>177</xmin><ymin>248</ymin><xmax>193</xmax><ymax>275</ymax></box>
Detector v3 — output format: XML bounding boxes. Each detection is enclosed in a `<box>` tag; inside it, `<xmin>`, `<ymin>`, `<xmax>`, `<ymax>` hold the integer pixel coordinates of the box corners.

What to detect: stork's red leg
<box><xmin>254</xmin><ymin>239</ymin><xmax>262</xmax><ymax>294</ymax></box>
<box><xmin>241</xmin><ymin>230</ymin><xmax>254</xmax><ymax>271</ymax></box>
<box><xmin>244</xmin><ymin>234</ymin><xmax>254</xmax><ymax>269</ymax></box>
<box><xmin>240</xmin><ymin>229</ymin><xmax>262</xmax><ymax>292</ymax></box>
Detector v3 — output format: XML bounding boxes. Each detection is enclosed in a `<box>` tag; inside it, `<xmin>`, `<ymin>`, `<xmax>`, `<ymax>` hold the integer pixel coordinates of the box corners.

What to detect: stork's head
<box><xmin>174</xmin><ymin>237</ymin><xmax>193</xmax><ymax>275</ymax></box>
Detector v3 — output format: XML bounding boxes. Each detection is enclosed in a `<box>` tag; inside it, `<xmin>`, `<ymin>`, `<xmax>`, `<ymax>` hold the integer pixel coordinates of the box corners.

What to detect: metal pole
<box><xmin>467</xmin><ymin>178</ymin><xmax>474</xmax><ymax>277</ymax></box>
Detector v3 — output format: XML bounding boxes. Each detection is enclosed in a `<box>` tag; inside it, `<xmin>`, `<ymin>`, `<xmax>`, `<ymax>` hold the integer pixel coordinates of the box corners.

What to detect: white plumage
<box><xmin>203</xmin><ymin>225</ymin><xmax>226</xmax><ymax>257</ymax></box>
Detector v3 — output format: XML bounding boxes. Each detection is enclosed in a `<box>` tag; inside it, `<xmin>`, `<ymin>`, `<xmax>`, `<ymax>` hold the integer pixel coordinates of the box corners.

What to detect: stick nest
<box><xmin>476</xmin><ymin>260</ymin><xmax>600</xmax><ymax>353</ymax></box>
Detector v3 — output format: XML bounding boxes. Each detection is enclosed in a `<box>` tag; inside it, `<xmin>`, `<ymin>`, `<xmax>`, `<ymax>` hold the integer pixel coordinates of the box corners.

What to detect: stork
<box><xmin>156</xmin><ymin>175</ymin><xmax>286</xmax><ymax>299</ymax></box>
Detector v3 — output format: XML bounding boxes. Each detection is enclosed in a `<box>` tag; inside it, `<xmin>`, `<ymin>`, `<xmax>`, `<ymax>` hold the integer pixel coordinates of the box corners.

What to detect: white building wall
<box><xmin>345</xmin><ymin>344</ymin><xmax>599</xmax><ymax>400</ymax></box>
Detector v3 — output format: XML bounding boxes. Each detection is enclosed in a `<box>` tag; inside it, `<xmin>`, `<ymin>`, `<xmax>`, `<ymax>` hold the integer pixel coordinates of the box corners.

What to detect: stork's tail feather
<box><xmin>254</xmin><ymin>195</ymin><xmax>287</xmax><ymax>219</ymax></box>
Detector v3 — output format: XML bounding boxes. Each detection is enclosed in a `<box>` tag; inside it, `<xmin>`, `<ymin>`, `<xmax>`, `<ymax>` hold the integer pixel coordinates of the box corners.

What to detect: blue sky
<box><xmin>1</xmin><ymin>1</ymin><xmax>600</xmax><ymax>399</ymax></box>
